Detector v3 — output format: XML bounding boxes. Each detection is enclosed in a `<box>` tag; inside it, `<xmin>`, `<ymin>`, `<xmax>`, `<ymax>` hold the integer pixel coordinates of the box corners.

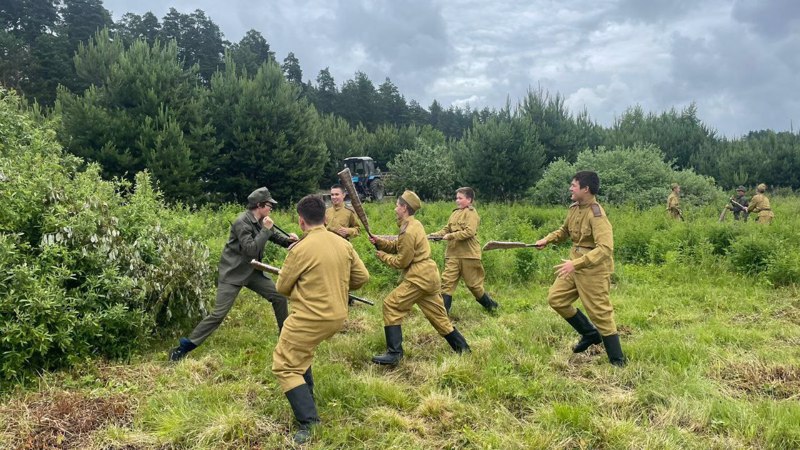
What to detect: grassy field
<box><xmin>2</xmin><ymin>197</ymin><xmax>799</xmax><ymax>449</ymax></box>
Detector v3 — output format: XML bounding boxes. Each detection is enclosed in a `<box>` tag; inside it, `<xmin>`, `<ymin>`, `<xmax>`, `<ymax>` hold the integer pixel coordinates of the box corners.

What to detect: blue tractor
<box><xmin>343</xmin><ymin>156</ymin><xmax>385</xmax><ymax>201</ymax></box>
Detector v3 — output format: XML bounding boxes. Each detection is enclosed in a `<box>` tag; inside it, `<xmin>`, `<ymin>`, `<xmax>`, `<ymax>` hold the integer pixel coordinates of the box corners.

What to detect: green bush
<box><xmin>0</xmin><ymin>89</ymin><xmax>213</xmax><ymax>383</ymax></box>
<box><xmin>728</xmin><ymin>234</ymin><xmax>775</xmax><ymax>274</ymax></box>
<box><xmin>386</xmin><ymin>140</ymin><xmax>457</xmax><ymax>201</ymax></box>
<box><xmin>530</xmin><ymin>144</ymin><xmax>722</xmax><ymax>207</ymax></box>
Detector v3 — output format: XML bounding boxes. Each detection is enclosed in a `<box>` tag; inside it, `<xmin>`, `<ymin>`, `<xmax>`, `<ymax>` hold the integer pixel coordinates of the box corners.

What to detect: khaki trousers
<box><xmin>383</xmin><ymin>279</ymin><xmax>453</xmax><ymax>336</ymax></box>
<box><xmin>272</xmin><ymin>316</ymin><xmax>344</xmax><ymax>392</ymax></box>
<box><xmin>441</xmin><ymin>258</ymin><xmax>485</xmax><ymax>298</ymax></box>
<box><xmin>547</xmin><ymin>270</ymin><xmax>617</xmax><ymax>336</ymax></box>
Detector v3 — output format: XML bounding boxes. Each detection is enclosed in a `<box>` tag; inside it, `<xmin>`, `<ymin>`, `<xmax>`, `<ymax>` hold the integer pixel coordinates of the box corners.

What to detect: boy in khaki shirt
<box><xmin>325</xmin><ymin>184</ymin><xmax>360</xmax><ymax>239</ymax></box>
<box><xmin>370</xmin><ymin>190</ymin><xmax>470</xmax><ymax>365</ymax></box>
<box><xmin>535</xmin><ymin>171</ymin><xmax>626</xmax><ymax>367</ymax></box>
<box><xmin>429</xmin><ymin>187</ymin><xmax>497</xmax><ymax>314</ymax></box>
<box><xmin>273</xmin><ymin>195</ymin><xmax>369</xmax><ymax>443</ymax></box>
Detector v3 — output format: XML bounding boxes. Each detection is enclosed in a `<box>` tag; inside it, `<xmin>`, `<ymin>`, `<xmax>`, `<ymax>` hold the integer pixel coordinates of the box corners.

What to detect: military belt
<box><xmin>573</xmin><ymin>245</ymin><xmax>595</xmax><ymax>252</ymax></box>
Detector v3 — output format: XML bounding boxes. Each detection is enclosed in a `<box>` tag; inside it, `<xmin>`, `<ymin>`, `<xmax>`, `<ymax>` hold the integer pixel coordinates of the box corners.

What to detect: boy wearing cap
<box><xmin>169</xmin><ymin>187</ymin><xmax>298</xmax><ymax>361</ymax></box>
<box><xmin>748</xmin><ymin>183</ymin><xmax>774</xmax><ymax>224</ymax></box>
<box><xmin>726</xmin><ymin>186</ymin><xmax>749</xmax><ymax>221</ymax></box>
<box><xmin>429</xmin><ymin>186</ymin><xmax>498</xmax><ymax>315</ymax></box>
<box><xmin>369</xmin><ymin>190</ymin><xmax>470</xmax><ymax>366</ymax></box>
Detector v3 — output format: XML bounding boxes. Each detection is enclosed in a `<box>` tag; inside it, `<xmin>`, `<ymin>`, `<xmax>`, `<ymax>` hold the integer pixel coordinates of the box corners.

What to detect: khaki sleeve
<box><xmin>572</xmin><ymin>216</ymin><xmax>613</xmax><ymax>271</ymax></box>
<box><xmin>375</xmin><ymin>236</ymin><xmax>398</xmax><ymax>253</ymax></box>
<box><xmin>276</xmin><ymin>247</ymin><xmax>303</xmax><ymax>296</ymax></box>
<box><xmin>377</xmin><ymin>232</ymin><xmax>414</xmax><ymax>269</ymax></box>
<box><xmin>348</xmin><ymin>246</ymin><xmax>370</xmax><ymax>290</ymax></box>
<box><xmin>346</xmin><ymin>210</ymin><xmax>361</xmax><ymax>237</ymax></box>
<box><xmin>446</xmin><ymin>210</ymin><xmax>479</xmax><ymax>241</ymax></box>
<box><xmin>544</xmin><ymin>216</ymin><xmax>570</xmax><ymax>244</ymax></box>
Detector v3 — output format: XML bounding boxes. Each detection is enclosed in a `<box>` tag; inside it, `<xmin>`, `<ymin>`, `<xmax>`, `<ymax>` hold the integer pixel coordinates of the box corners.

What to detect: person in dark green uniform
<box><xmin>534</xmin><ymin>171</ymin><xmax>626</xmax><ymax>367</ymax></box>
<box><xmin>168</xmin><ymin>187</ymin><xmax>298</xmax><ymax>361</ymax></box>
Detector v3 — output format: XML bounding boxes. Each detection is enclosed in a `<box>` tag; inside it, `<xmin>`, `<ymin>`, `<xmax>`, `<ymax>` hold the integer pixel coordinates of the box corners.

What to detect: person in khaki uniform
<box><xmin>429</xmin><ymin>187</ymin><xmax>497</xmax><ymax>314</ymax></box>
<box><xmin>325</xmin><ymin>184</ymin><xmax>360</xmax><ymax>240</ymax></box>
<box><xmin>534</xmin><ymin>171</ymin><xmax>626</xmax><ymax>367</ymax></box>
<box><xmin>169</xmin><ymin>187</ymin><xmax>297</xmax><ymax>361</ymax></box>
<box><xmin>747</xmin><ymin>183</ymin><xmax>774</xmax><ymax>224</ymax></box>
<box><xmin>273</xmin><ymin>195</ymin><xmax>369</xmax><ymax>444</ymax></box>
<box><xmin>667</xmin><ymin>183</ymin><xmax>683</xmax><ymax>220</ymax></box>
<box><xmin>369</xmin><ymin>190</ymin><xmax>470</xmax><ymax>365</ymax></box>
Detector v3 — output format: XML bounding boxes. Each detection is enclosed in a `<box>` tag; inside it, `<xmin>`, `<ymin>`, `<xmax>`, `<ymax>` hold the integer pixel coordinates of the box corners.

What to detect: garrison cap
<box><xmin>736</xmin><ymin>185</ymin><xmax>746</xmax><ymax>192</ymax></box>
<box><xmin>400</xmin><ymin>190</ymin><xmax>422</xmax><ymax>211</ymax></box>
<box><xmin>670</xmin><ymin>183</ymin><xmax>679</xmax><ymax>190</ymax></box>
<box><xmin>247</xmin><ymin>187</ymin><xmax>277</xmax><ymax>208</ymax></box>
<box><xmin>757</xmin><ymin>183</ymin><xmax>767</xmax><ymax>192</ymax></box>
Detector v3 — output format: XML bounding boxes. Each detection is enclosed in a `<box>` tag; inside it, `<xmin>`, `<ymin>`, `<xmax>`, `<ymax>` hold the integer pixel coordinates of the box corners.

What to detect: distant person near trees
<box><xmin>272</xmin><ymin>195</ymin><xmax>369</xmax><ymax>444</ymax></box>
<box><xmin>534</xmin><ymin>171</ymin><xmax>627</xmax><ymax>367</ymax></box>
<box><xmin>747</xmin><ymin>183</ymin><xmax>774</xmax><ymax>224</ymax></box>
<box><xmin>369</xmin><ymin>190</ymin><xmax>471</xmax><ymax>366</ymax></box>
<box><xmin>667</xmin><ymin>183</ymin><xmax>683</xmax><ymax>220</ymax></box>
<box><xmin>429</xmin><ymin>187</ymin><xmax>498</xmax><ymax>315</ymax></box>
<box><xmin>726</xmin><ymin>186</ymin><xmax>749</xmax><ymax>221</ymax></box>
<box><xmin>325</xmin><ymin>184</ymin><xmax>360</xmax><ymax>240</ymax></box>
<box><xmin>168</xmin><ymin>187</ymin><xmax>298</xmax><ymax>361</ymax></box>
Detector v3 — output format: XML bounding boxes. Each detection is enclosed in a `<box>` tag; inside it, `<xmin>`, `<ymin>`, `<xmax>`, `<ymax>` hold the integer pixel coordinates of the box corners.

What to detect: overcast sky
<box><xmin>102</xmin><ymin>0</ymin><xmax>799</xmax><ymax>137</ymax></box>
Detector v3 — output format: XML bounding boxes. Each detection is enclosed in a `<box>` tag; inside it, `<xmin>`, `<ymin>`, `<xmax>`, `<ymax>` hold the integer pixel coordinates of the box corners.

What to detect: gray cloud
<box><xmin>101</xmin><ymin>0</ymin><xmax>798</xmax><ymax>136</ymax></box>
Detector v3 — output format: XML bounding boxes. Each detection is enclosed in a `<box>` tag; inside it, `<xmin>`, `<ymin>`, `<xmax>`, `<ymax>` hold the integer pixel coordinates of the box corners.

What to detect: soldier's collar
<box><xmin>245</xmin><ymin>209</ymin><xmax>260</xmax><ymax>224</ymax></box>
<box><xmin>303</xmin><ymin>225</ymin><xmax>326</xmax><ymax>235</ymax></box>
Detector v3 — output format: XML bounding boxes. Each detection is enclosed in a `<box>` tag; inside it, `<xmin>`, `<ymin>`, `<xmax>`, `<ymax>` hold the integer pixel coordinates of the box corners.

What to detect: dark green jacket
<box><xmin>218</xmin><ymin>210</ymin><xmax>292</xmax><ymax>285</ymax></box>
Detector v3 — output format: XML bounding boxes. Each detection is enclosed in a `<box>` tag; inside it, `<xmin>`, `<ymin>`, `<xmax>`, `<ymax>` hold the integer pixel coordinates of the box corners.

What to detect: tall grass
<box><xmin>2</xmin><ymin>197</ymin><xmax>799</xmax><ymax>449</ymax></box>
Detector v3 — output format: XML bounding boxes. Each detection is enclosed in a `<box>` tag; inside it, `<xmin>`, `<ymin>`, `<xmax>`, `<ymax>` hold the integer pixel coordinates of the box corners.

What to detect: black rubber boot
<box><xmin>168</xmin><ymin>337</ymin><xmax>197</xmax><ymax>362</ymax></box>
<box><xmin>303</xmin><ymin>367</ymin><xmax>314</xmax><ymax>399</ymax></box>
<box><xmin>476</xmin><ymin>293</ymin><xmax>498</xmax><ymax>313</ymax></box>
<box><xmin>443</xmin><ymin>328</ymin><xmax>471</xmax><ymax>354</ymax></box>
<box><xmin>442</xmin><ymin>294</ymin><xmax>453</xmax><ymax>315</ymax></box>
<box><xmin>601</xmin><ymin>334</ymin><xmax>627</xmax><ymax>367</ymax></box>
<box><xmin>372</xmin><ymin>325</ymin><xmax>403</xmax><ymax>365</ymax></box>
<box><xmin>285</xmin><ymin>384</ymin><xmax>319</xmax><ymax>444</ymax></box>
<box><xmin>565</xmin><ymin>309</ymin><xmax>602</xmax><ymax>353</ymax></box>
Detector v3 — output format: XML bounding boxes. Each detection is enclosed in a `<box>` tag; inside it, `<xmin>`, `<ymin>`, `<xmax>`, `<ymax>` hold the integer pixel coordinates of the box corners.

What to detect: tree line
<box><xmin>2</xmin><ymin>1</ymin><xmax>798</xmax><ymax>204</ymax></box>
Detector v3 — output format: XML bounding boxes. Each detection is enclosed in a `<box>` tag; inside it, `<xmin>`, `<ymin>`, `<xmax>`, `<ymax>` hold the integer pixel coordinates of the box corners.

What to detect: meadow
<box><xmin>1</xmin><ymin>197</ymin><xmax>799</xmax><ymax>449</ymax></box>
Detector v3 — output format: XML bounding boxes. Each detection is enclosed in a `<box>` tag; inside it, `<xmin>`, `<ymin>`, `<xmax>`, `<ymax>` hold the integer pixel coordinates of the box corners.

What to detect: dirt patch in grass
<box><xmin>1</xmin><ymin>391</ymin><xmax>132</xmax><ymax>449</ymax></box>
<box><xmin>715</xmin><ymin>361</ymin><xmax>800</xmax><ymax>400</ymax></box>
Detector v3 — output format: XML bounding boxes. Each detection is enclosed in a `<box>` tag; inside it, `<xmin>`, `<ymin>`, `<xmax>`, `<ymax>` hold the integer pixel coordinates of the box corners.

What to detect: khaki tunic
<box><xmin>748</xmin><ymin>194</ymin><xmax>774</xmax><ymax>224</ymax></box>
<box><xmin>667</xmin><ymin>192</ymin><xmax>681</xmax><ymax>220</ymax></box>
<box><xmin>542</xmin><ymin>197</ymin><xmax>618</xmax><ymax>335</ymax></box>
<box><xmin>325</xmin><ymin>204</ymin><xmax>360</xmax><ymax>239</ymax></box>
<box><xmin>374</xmin><ymin>216</ymin><xmax>453</xmax><ymax>335</ymax></box>
<box><xmin>430</xmin><ymin>206</ymin><xmax>486</xmax><ymax>298</ymax></box>
<box><xmin>272</xmin><ymin>226</ymin><xmax>369</xmax><ymax>392</ymax></box>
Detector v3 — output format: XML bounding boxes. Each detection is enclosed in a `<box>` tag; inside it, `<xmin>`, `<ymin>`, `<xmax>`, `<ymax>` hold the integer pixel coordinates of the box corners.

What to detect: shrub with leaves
<box><xmin>386</xmin><ymin>140</ymin><xmax>457</xmax><ymax>201</ymax></box>
<box><xmin>530</xmin><ymin>144</ymin><xmax>722</xmax><ymax>207</ymax></box>
<box><xmin>0</xmin><ymin>89</ymin><xmax>213</xmax><ymax>383</ymax></box>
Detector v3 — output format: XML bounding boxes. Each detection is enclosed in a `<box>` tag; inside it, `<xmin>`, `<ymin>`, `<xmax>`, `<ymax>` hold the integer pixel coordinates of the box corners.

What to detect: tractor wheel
<box><xmin>370</xmin><ymin>179</ymin><xmax>385</xmax><ymax>201</ymax></box>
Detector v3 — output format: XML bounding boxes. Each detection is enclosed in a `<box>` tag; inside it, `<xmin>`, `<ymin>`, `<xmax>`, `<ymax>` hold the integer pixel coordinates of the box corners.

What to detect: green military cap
<box><xmin>736</xmin><ymin>186</ymin><xmax>746</xmax><ymax>192</ymax></box>
<box><xmin>400</xmin><ymin>190</ymin><xmax>422</xmax><ymax>211</ymax></box>
<box><xmin>247</xmin><ymin>187</ymin><xmax>278</xmax><ymax>208</ymax></box>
